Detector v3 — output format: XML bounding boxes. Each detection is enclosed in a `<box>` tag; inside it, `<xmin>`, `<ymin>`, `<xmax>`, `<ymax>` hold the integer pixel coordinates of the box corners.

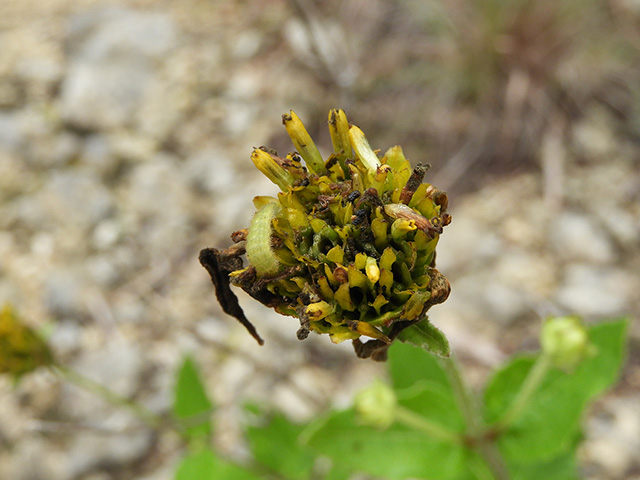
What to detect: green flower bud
<box><xmin>200</xmin><ymin>109</ymin><xmax>452</xmax><ymax>359</ymax></box>
<box><xmin>354</xmin><ymin>379</ymin><xmax>397</xmax><ymax>429</ymax></box>
<box><xmin>282</xmin><ymin>110</ymin><xmax>325</xmax><ymax>174</ymax></box>
<box><xmin>349</xmin><ymin>125</ymin><xmax>381</xmax><ymax>174</ymax></box>
<box><xmin>328</xmin><ymin>109</ymin><xmax>352</xmax><ymax>158</ymax></box>
<box><xmin>250</xmin><ymin>149</ymin><xmax>296</xmax><ymax>191</ymax></box>
<box><xmin>541</xmin><ymin>316</ymin><xmax>593</xmax><ymax>371</ymax></box>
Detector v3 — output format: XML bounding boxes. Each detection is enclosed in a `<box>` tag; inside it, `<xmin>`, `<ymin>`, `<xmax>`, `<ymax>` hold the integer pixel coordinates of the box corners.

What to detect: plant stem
<box><xmin>440</xmin><ymin>356</ymin><xmax>479</xmax><ymax>432</ymax></box>
<box><xmin>441</xmin><ymin>356</ymin><xmax>510</xmax><ymax>480</ymax></box>
<box><xmin>395</xmin><ymin>405</ymin><xmax>462</xmax><ymax>445</ymax></box>
<box><xmin>53</xmin><ymin>364</ymin><xmax>164</xmax><ymax>428</ymax></box>
<box><xmin>494</xmin><ymin>354</ymin><xmax>552</xmax><ymax>430</ymax></box>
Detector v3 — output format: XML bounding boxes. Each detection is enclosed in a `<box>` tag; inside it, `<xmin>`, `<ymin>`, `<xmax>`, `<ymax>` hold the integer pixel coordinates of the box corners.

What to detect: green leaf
<box><xmin>247</xmin><ymin>413</ymin><xmax>316</xmax><ymax>480</ymax></box>
<box><xmin>389</xmin><ymin>341</ymin><xmax>451</xmax><ymax>392</ymax></box>
<box><xmin>321</xmin><ymin>463</ymin><xmax>355</xmax><ymax>480</ymax></box>
<box><xmin>173</xmin><ymin>355</ymin><xmax>213</xmax><ymax>440</ymax></box>
<box><xmin>388</xmin><ymin>346</ymin><xmax>462</xmax><ymax>444</ymax></box>
<box><xmin>397</xmin><ymin>319</ymin><xmax>450</xmax><ymax>357</ymax></box>
<box><xmin>484</xmin><ymin>319</ymin><xmax>628</xmax><ymax>462</ymax></box>
<box><xmin>305</xmin><ymin>409</ymin><xmax>465</xmax><ymax>480</ymax></box>
<box><xmin>508</xmin><ymin>445</ymin><xmax>579</xmax><ymax>480</ymax></box>
<box><xmin>175</xmin><ymin>449</ymin><xmax>259</xmax><ymax>480</ymax></box>
<box><xmin>459</xmin><ymin>447</ymin><xmax>578</xmax><ymax>480</ymax></box>
<box><xmin>397</xmin><ymin>383</ymin><xmax>464</xmax><ymax>433</ymax></box>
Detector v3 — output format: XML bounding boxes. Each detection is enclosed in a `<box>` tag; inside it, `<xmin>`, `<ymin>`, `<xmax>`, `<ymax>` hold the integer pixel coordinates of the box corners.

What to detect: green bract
<box><xmin>201</xmin><ymin>109</ymin><xmax>451</xmax><ymax>360</ymax></box>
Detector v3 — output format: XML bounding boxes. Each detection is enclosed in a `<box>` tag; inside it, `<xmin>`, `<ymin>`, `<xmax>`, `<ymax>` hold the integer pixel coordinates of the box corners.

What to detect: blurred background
<box><xmin>0</xmin><ymin>0</ymin><xmax>639</xmax><ymax>478</ymax></box>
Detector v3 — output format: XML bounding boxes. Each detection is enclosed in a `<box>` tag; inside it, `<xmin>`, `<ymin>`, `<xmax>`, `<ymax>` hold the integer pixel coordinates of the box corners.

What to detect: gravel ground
<box><xmin>1</xmin><ymin>1</ymin><xmax>639</xmax><ymax>479</ymax></box>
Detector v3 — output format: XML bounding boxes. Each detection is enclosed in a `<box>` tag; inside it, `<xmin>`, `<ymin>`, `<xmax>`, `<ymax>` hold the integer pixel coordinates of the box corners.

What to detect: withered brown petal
<box><xmin>352</xmin><ymin>338</ymin><xmax>390</xmax><ymax>361</ymax></box>
<box><xmin>399</xmin><ymin>163</ymin><xmax>430</xmax><ymax>205</ymax></box>
<box><xmin>199</xmin><ymin>248</ymin><xmax>264</xmax><ymax>345</ymax></box>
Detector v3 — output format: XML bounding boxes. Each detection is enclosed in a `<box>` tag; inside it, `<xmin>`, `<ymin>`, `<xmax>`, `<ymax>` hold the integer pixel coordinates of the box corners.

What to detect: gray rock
<box><xmin>66</xmin><ymin>412</ymin><xmax>154</xmax><ymax>477</ymax></box>
<box><xmin>571</xmin><ymin>106</ymin><xmax>619</xmax><ymax>160</ymax></box>
<box><xmin>0</xmin><ymin>112</ymin><xmax>24</xmax><ymax>152</ymax></box>
<box><xmin>435</xmin><ymin>211</ymin><xmax>504</xmax><ymax>272</ymax></box>
<box><xmin>60</xmin><ymin>61</ymin><xmax>155</xmax><ymax>130</ymax></box>
<box><xmin>136</xmin><ymin>459</ymin><xmax>181</xmax><ymax>480</ymax></box>
<box><xmin>0</xmin><ymin>437</ymin><xmax>68</xmax><ymax>480</ymax></box>
<box><xmin>582</xmin><ymin>394</ymin><xmax>640</xmax><ymax>478</ymax></box>
<box><xmin>60</xmin><ymin>7</ymin><xmax>177</xmax><ymax>130</ymax></box>
<box><xmin>45</xmin><ymin>269</ymin><xmax>88</xmax><ymax>320</ymax></box>
<box><xmin>120</xmin><ymin>154</ymin><xmax>194</xmax><ymax>252</ymax></box>
<box><xmin>482</xmin><ymin>281</ymin><xmax>531</xmax><ymax>322</ymax></box>
<box><xmin>109</xmin><ymin>131</ymin><xmax>158</xmax><ymax>164</ymax></box>
<box><xmin>230</xmin><ymin>30</ymin><xmax>264</xmax><ymax>60</ymax></box>
<box><xmin>441</xmin><ymin>271</ymin><xmax>530</xmax><ymax>326</ymax></box>
<box><xmin>549</xmin><ymin>211</ymin><xmax>616</xmax><ymax>264</ymax></box>
<box><xmin>81</xmin><ymin>134</ymin><xmax>115</xmax><ymax>170</ymax></box>
<box><xmin>65</xmin><ymin>6</ymin><xmax>177</xmax><ymax>61</ymax></box>
<box><xmin>0</xmin><ymin>77</ymin><xmax>24</xmax><ymax>109</ymax></box>
<box><xmin>72</xmin><ymin>338</ymin><xmax>143</xmax><ymax>399</ymax></box>
<box><xmin>185</xmin><ymin>148</ymin><xmax>237</xmax><ymax>194</ymax></box>
<box><xmin>555</xmin><ymin>263</ymin><xmax>632</xmax><ymax>316</ymax></box>
<box><xmin>27</xmin><ymin>131</ymin><xmax>81</xmax><ymax>167</ymax></box>
<box><xmin>92</xmin><ymin>219</ymin><xmax>122</xmax><ymax>250</ymax></box>
<box><xmin>48</xmin><ymin>321</ymin><xmax>84</xmax><ymax>356</ymax></box>
<box><xmin>111</xmin><ymin>292</ymin><xmax>146</xmax><ymax>324</ymax></box>
<box><xmin>593</xmin><ymin>207</ymin><xmax>640</xmax><ymax>250</ymax></box>
<box><xmin>44</xmin><ymin>168</ymin><xmax>114</xmax><ymax>229</ymax></box>
<box><xmin>15</xmin><ymin>55</ymin><xmax>63</xmax><ymax>88</ymax></box>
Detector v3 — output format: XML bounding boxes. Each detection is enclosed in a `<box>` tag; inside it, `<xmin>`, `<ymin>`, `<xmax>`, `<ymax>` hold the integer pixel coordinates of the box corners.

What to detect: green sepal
<box><xmin>397</xmin><ymin>319</ymin><xmax>451</xmax><ymax>358</ymax></box>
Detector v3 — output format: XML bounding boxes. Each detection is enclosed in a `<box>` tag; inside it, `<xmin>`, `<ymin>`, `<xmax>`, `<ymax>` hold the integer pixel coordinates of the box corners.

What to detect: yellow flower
<box><xmin>0</xmin><ymin>304</ymin><xmax>53</xmax><ymax>377</ymax></box>
<box><xmin>200</xmin><ymin>109</ymin><xmax>451</xmax><ymax>360</ymax></box>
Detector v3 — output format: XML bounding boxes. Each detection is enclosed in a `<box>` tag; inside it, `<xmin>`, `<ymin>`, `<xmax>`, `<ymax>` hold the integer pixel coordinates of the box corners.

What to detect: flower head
<box><xmin>200</xmin><ymin>109</ymin><xmax>451</xmax><ymax>360</ymax></box>
<box><xmin>0</xmin><ymin>304</ymin><xmax>53</xmax><ymax>377</ymax></box>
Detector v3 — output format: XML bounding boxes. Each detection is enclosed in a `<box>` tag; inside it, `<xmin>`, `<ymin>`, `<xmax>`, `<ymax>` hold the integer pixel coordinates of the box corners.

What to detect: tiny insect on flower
<box><xmin>199</xmin><ymin>109</ymin><xmax>451</xmax><ymax>360</ymax></box>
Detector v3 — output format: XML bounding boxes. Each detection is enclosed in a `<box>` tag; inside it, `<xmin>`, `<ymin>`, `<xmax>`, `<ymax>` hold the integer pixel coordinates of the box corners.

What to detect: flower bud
<box><xmin>251</xmin><ymin>149</ymin><xmax>296</xmax><ymax>191</ymax></box>
<box><xmin>282</xmin><ymin>111</ymin><xmax>325</xmax><ymax>174</ymax></box>
<box><xmin>349</xmin><ymin>125</ymin><xmax>381</xmax><ymax>174</ymax></box>
<box><xmin>354</xmin><ymin>380</ymin><xmax>397</xmax><ymax>429</ymax></box>
<box><xmin>328</xmin><ymin>108</ymin><xmax>352</xmax><ymax>157</ymax></box>
<box><xmin>541</xmin><ymin>316</ymin><xmax>592</xmax><ymax>371</ymax></box>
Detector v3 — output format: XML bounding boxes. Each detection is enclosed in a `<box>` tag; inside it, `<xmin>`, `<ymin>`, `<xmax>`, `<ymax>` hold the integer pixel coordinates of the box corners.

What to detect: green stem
<box><xmin>53</xmin><ymin>364</ymin><xmax>164</xmax><ymax>428</ymax></box>
<box><xmin>494</xmin><ymin>354</ymin><xmax>552</xmax><ymax>430</ymax></box>
<box><xmin>441</xmin><ymin>356</ymin><xmax>510</xmax><ymax>480</ymax></box>
<box><xmin>395</xmin><ymin>405</ymin><xmax>462</xmax><ymax>445</ymax></box>
<box><xmin>440</xmin><ymin>356</ymin><xmax>479</xmax><ymax>432</ymax></box>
